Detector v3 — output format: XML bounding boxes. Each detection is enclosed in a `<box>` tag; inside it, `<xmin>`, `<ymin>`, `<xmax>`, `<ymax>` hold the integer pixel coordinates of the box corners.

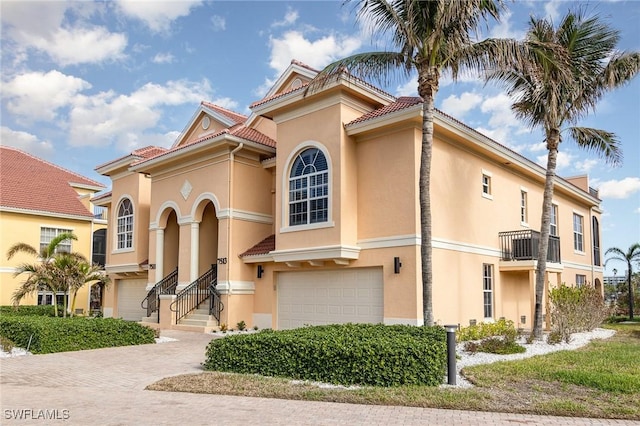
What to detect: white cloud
<box><xmin>152</xmin><ymin>52</ymin><xmax>175</xmax><ymax>64</ymax></box>
<box><xmin>528</xmin><ymin>142</ymin><xmax>547</xmax><ymax>152</ymax></box>
<box><xmin>536</xmin><ymin>151</ymin><xmax>574</xmax><ymax>170</ymax></box>
<box><xmin>272</xmin><ymin>7</ymin><xmax>299</xmax><ymax>28</ymax></box>
<box><xmin>2</xmin><ymin>70</ymin><xmax>92</xmax><ymax>121</ymax></box>
<box><xmin>489</xmin><ymin>11</ymin><xmax>525</xmax><ymax>39</ymax></box>
<box><xmin>268</xmin><ymin>30</ymin><xmax>361</xmax><ymax>75</ymax></box>
<box><xmin>115</xmin><ymin>0</ymin><xmax>202</xmax><ymax>32</ymax></box>
<box><xmin>575</xmin><ymin>158</ymin><xmax>598</xmax><ymax>173</ymax></box>
<box><xmin>395</xmin><ymin>76</ymin><xmax>418</xmax><ymax>97</ymax></box>
<box><xmin>544</xmin><ymin>0</ymin><xmax>562</xmax><ymax>22</ymax></box>
<box><xmin>636</xmin><ymin>207</ymin><xmax>640</xmax><ymax>214</ymax></box>
<box><xmin>40</xmin><ymin>27</ymin><xmax>127</xmax><ymax>66</ymax></box>
<box><xmin>441</xmin><ymin>92</ymin><xmax>483</xmax><ymax>119</ymax></box>
<box><xmin>67</xmin><ymin>79</ymin><xmax>214</xmax><ymax>152</ymax></box>
<box><xmin>596</xmin><ymin>177</ymin><xmax>640</xmax><ymax>199</ymax></box>
<box><xmin>0</xmin><ymin>127</ymin><xmax>55</xmax><ymax>158</ymax></box>
<box><xmin>480</xmin><ymin>93</ymin><xmax>519</xmax><ymax>128</ymax></box>
<box><xmin>211</xmin><ymin>15</ymin><xmax>226</xmax><ymax>31</ymax></box>
<box><xmin>475</xmin><ymin>126</ymin><xmax>515</xmax><ymax>149</ymax></box>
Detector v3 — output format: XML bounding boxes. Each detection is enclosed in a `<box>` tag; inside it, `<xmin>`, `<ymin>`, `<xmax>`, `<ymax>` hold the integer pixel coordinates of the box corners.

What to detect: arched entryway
<box><xmin>89</xmin><ymin>282</ymin><xmax>104</xmax><ymax>315</ymax></box>
<box><xmin>197</xmin><ymin>202</ymin><xmax>219</xmax><ymax>275</ymax></box>
<box><xmin>162</xmin><ymin>209</ymin><xmax>180</xmax><ymax>278</ymax></box>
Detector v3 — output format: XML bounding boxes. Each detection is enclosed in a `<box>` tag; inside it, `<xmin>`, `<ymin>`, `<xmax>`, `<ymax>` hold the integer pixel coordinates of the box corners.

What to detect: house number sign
<box><xmin>217</xmin><ymin>258</ymin><xmax>228</xmax><ymax>264</ymax></box>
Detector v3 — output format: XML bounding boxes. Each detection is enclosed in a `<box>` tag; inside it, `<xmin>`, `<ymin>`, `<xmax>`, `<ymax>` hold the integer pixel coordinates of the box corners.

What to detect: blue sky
<box><xmin>1</xmin><ymin>1</ymin><xmax>638</xmax><ymax>274</ymax></box>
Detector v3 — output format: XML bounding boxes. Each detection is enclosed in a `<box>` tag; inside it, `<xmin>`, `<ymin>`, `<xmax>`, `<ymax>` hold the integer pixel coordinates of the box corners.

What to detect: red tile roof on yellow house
<box><xmin>0</xmin><ymin>145</ymin><xmax>105</xmax><ymax>218</ymax></box>
<box><xmin>346</xmin><ymin>96</ymin><xmax>423</xmax><ymax>126</ymax></box>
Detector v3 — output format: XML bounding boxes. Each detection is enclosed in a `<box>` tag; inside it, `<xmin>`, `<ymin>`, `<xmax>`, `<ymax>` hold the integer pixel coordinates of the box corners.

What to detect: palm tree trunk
<box><xmin>532</xmin><ymin>133</ymin><xmax>559</xmax><ymax>339</ymax></box>
<box><xmin>418</xmin><ymin>69</ymin><xmax>437</xmax><ymax>327</ymax></box>
<box><xmin>627</xmin><ymin>265</ymin><xmax>634</xmax><ymax>320</ymax></box>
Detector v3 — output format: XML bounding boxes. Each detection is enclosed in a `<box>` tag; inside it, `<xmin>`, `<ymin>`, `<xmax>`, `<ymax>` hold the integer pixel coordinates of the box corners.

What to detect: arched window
<box><xmin>592</xmin><ymin>217</ymin><xmax>601</xmax><ymax>266</ymax></box>
<box><xmin>117</xmin><ymin>198</ymin><xmax>134</xmax><ymax>249</ymax></box>
<box><xmin>289</xmin><ymin>148</ymin><xmax>329</xmax><ymax>226</ymax></box>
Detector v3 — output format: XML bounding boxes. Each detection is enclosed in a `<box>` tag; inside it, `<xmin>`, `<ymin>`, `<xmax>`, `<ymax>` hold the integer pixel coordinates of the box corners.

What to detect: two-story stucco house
<box><xmin>0</xmin><ymin>146</ymin><xmax>107</xmax><ymax>314</ymax></box>
<box><xmin>94</xmin><ymin>60</ymin><xmax>603</xmax><ymax>331</ymax></box>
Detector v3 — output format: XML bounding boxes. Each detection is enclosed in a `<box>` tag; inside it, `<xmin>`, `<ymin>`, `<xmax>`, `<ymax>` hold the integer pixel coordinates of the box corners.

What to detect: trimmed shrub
<box><xmin>0</xmin><ymin>316</ymin><xmax>156</xmax><ymax>354</ymax></box>
<box><xmin>457</xmin><ymin>318</ymin><xmax>518</xmax><ymax>342</ymax></box>
<box><xmin>464</xmin><ymin>336</ymin><xmax>526</xmax><ymax>354</ymax></box>
<box><xmin>204</xmin><ymin>323</ymin><xmax>446</xmax><ymax>387</ymax></box>
<box><xmin>549</xmin><ymin>284</ymin><xmax>612</xmax><ymax>343</ymax></box>
<box><xmin>0</xmin><ymin>305</ymin><xmax>59</xmax><ymax>317</ymax></box>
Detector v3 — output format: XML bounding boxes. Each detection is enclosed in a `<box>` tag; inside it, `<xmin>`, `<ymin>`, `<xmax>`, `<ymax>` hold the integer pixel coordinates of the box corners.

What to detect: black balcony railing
<box><xmin>141</xmin><ymin>268</ymin><xmax>178</xmax><ymax>318</ymax></box>
<box><xmin>499</xmin><ymin>230</ymin><xmax>561</xmax><ymax>263</ymax></box>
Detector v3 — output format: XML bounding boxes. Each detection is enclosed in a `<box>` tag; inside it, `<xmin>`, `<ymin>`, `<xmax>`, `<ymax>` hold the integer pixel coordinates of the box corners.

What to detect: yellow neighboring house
<box><xmin>0</xmin><ymin>146</ymin><xmax>107</xmax><ymax>314</ymax></box>
<box><xmin>94</xmin><ymin>60</ymin><xmax>604</xmax><ymax>331</ymax></box>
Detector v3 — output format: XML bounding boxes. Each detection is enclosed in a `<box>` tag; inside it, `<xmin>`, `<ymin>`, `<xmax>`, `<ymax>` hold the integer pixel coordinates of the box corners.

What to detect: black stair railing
<box><xmin>209</xmin><ymin>282</ymin><xmax>223</xmax><ymax>323</ymax></box>
<box><xmin>171</xmin><ymin>264</ymin><xmax>218</xmax><ymax>323</ymax></box>
<box><xmin>141</xmin><ymin>268</ymin><xmax>178</xmax><ymax>318</ymax></box>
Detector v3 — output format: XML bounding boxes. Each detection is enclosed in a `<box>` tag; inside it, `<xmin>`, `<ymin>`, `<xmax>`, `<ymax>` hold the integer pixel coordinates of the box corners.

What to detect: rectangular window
<box><xmin>576</xmin><ymin>274</ymin><xmax>587</xmax><ymax>288</ymax></box>
<box><xmin>482</xmin><ymin>174</ymin><xmax>491</xmax><ymax>195</ymax></box>
<box><xmin>550</xmin><ymin>204</ymin><xmax>558</xmax><ymax>236</ymax></box>
<box><xmin>573</xmin><ymin>213</ymin><xmax>584</xmax><ymax>252</ymax></box>
<box><xmin>520</xmin><ymin>190</ymin><xmax>528</xmax><ymax>224</ymax></box>
<box><xmin>37</xmin><ymin>291</ymin><xmax>68</xmax><ymax>307</ymax></box>
<box><xmin>40</xmin><ymin>227</ymin><xmax>72</xmax><ymax>254</ymax></box>
<box><xmin>483</xmin><ymin>264</ymin><xmax>494</xmax><ymax>319</ymax></box>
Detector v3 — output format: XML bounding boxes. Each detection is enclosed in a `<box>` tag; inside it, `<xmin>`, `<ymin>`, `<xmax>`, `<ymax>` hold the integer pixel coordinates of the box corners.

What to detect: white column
<box><xmin>190</xmin><ymin>222</ymin><xmax>199</xmax><ymax>282</ymax></box>
<box><xmin>155</xmin><ymin>229</ymin><xmax>164</xmax><ymax>283</ymax></box>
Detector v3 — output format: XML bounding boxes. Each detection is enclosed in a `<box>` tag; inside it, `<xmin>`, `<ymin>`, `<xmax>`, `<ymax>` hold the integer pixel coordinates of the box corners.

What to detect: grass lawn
<box><xmin>147</xmin><ymin>322</ymin><xmax>640</xmax><ymax>420</ymax></box>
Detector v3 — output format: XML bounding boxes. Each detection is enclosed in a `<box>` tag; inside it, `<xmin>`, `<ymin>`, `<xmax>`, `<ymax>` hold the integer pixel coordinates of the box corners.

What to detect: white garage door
<box><xmin>117</xmin><ymin>279</ymin><xmax>148</xmax><ymax>321</ymax></box>
<box><xmin>278</xmin><ymin>268</ymin><xmax>383</xmax><ymax>330</ymax></box>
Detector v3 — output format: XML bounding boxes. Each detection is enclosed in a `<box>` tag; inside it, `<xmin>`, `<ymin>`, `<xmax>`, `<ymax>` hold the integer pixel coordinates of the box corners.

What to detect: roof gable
<box><xmin>0</xmin><ymin>146</ymin><xmax>105</xmax><ymax>218</ymax></box>
<box><xmin>172</xmin><ymin>102</ymin><xmax>248</xmax><ymax>149</ymax></box>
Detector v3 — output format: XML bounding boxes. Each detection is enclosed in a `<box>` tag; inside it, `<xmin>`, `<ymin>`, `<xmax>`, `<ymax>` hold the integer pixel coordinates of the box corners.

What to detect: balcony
<box><xmin>499</xmin><ymin>230</ymin><xmax>561</xmax><ymax>263</ymax></box>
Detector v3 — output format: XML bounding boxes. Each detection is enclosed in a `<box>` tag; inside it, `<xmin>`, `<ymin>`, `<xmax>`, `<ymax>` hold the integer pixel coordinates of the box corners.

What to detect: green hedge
<box><xmin>0</xmin><ymin>305</ymin><xmax>59</xmax><ymax>317</ymax></box>
<box><xmin>0</xmin><ymin>316</ymin><xmax>156</xmax><ymax>354</ymax></box>
<box><xmin>204</xmin><ymin>323</ymin><xmax>446</xmax><ymax>387</ymax></box>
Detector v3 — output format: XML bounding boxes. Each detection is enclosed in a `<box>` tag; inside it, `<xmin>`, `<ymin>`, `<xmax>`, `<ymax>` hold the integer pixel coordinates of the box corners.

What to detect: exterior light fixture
<box><xmin>257</xmin><ymin>265</ymin><xmax>264</xmax><ymax>279</ymax></box>
<box><xmin>521</xmin><ymin>315</ymin><xmax>526</xmax><ymax>324</ymax></box>
<box><xmin>394</xmin><ymin>257</ymin><xmax>402</xmax><ymax>274</ymax></box>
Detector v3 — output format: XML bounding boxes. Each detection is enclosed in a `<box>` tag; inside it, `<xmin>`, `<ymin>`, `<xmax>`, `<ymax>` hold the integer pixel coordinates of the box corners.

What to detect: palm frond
<box><xmin>6</xmin><ymin>243</ymin><xmax>39</xmax><ymax>260</ymax></box>
<box><xmin>568</xmin><ymin>126</ymin><xmax>622</xmax><ymax>166</ymax></box>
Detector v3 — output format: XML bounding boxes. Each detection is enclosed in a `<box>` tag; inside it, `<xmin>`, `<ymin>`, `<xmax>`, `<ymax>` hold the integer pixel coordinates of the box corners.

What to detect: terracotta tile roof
<box><xmin>91</xmin><ymin>191</ymin><xmax>112</xmax><ymax>202</ymax></box>
<box><xmin>346</xmin><ymin>97</ymin><xmax>423</xmax><ymax>126</ymax></box>
<box><xmin>250</xmin><ymin>83</ymin><xmax>309</xmax><ymax>109</ymax></box>
<box><xmin>240</xmin><ymin>234</ymin><xmax>275</xmax><ymax>257</ymax></box>
<box><xmin>132</xmin><ymin>124</ymin><xmax>276</xmax><ymax>168</ymax></box>
<box><xmin>0</xmin><ymin>146</ymin><xmax>105</xmax><ymax>218</ymax></box>
<box><xmin>201</xmin><ymin>101</ymin><xmax>247</xmax><ymax>124</ymax></box>
<box><xmin>95</xmin><ymin>145</ymin><xmax>167</xmax><ymax>170</ymax></box>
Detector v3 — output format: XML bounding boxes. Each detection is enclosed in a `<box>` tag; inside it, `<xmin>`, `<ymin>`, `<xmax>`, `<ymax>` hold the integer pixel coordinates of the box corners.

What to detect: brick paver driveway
<box><xmin>0</xmin><ymin>330</ymin><xmax>635</xmax><ymax>425</ymax></box>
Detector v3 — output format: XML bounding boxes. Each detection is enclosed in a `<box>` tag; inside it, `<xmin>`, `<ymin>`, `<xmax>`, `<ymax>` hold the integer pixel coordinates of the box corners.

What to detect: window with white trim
<box><xmin>576</xmin><ymin>274</ymin><xmax>587</xmax><ymax>288</ymax></box>
<box><xmin>483</xmin><ymin>264</ymin><xmax>494</xmax><ymax>319</ymax></box>
<box><xmin>573</xmin><ymin>213</ymin><xmax>584</xmax><ymax>252</ymax></box>
<box><xmin>550</xmin><ymin>204</ymin><xmax>558</xmax><ymax>236</ymax></box>
<box><xmin>289</xmin><ymin>148</ymin><xmax>329</xmax><ymax>226</ymax></box>
<box><xmin>520</xmin><ymin>190</ymin><xmax>528</xmax><ymax>224</ymax></box>
<box><xmin>483</xmin><ymin>174</ymin><xmax>491</xmax><ymax>194</ymax></box>
<box><xmin>40</xmin><ymin>227</ymin><xmax>72</xmax><ymax>254</ymax></box>
<box><xmin>117</xmin><ymin>198</ymin><xmax>134</xmax><ymax>249</ymax></box>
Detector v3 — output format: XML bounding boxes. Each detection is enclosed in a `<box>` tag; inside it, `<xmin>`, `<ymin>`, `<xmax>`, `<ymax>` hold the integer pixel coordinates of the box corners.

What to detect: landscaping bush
<box><xmin>457</xmin><ymin>318</ymin><xmax>518</xmax><ymax>342</ymax></box>
<box><xmin>0</xmin><ymin>316</ymin><xmax>156</xmax><ymax>354</ymax></box>
<box><xmin>549</xmin><ymin>284</ymin><xmax>612</xmax><ymax>343</ymax></box>
<box><xmin>204</xmin><ymin>323</ymin><xmax>446</xmax><ymax>387</ymax></box>
<box><xmin>0</xmin><ymin>305</ymin><xmax>60</xmax><ymax>317</ymax></box>
<box><xmin>464</xmin><ymin>336</ymin><xmax>526</xmax><ymax>354</ymax></box>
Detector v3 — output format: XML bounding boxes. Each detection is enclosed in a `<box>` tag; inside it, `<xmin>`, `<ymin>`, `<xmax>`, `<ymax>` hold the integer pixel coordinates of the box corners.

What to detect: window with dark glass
<box><xmin>117</xmin><ymin>199</ymin><xmax>134</xmax><ymax>249</ymax></box>
<box><xmin>289</xmin><ymin>148</ymin><xmax>329</xmax><ymax>226</ymax></box>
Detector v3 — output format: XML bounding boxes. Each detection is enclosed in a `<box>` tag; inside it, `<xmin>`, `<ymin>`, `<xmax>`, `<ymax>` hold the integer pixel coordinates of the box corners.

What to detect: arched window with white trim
<box><xmin>289</xmin><ymin>148</ymin><xmax>329</xmax><ymax>226</ymax></box>
<box><xmin>117</xmin><ymin>198</ymin><xmax>134</xmax><ymax>249</ymax></box>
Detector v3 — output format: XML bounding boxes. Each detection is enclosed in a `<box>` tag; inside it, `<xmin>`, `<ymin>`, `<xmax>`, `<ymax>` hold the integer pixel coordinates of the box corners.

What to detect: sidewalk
<box><xmin>0</xmin><ymin>329</ymin><xmax>635</xmax><ymax>425</ymax></box>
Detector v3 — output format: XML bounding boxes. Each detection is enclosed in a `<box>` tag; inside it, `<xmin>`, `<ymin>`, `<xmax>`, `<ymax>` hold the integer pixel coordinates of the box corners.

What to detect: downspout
<box><xmin>227</xmin><ymin>143</ymin><xmax>244</xmax><ymax>293</ymax></box>
<box><xmin>590</xmin><ymin>207</ymin><xmax>596</xmax><ymax>285</ymax></box>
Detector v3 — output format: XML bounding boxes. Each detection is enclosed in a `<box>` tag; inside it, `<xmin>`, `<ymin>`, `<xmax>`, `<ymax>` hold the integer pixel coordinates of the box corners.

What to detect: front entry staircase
<box><xmin>170</xmin><ymin>265</ymin><xmax>223</xmax><ymax>333</ymax></box>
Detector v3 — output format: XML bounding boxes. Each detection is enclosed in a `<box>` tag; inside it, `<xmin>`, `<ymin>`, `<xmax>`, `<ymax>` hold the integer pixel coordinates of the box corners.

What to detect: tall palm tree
<box><xmin>307</xmin><ymin>0</ymin><xmax>515</xmax><ymax>326</ymax></box>
<box><xmin>67</xmin><ymin>258</ymin><xmax>109</xmax><ymax>316</ymax></box>
<box><xmin>487</xmin><ymin>10</ymin><xmax>640</xmax><ymax>338</ymax></box>
<box><xmin>7</xmin><ymin>232</ymin><xmax>78</xmax><ymax>317</ymax></box>
<box><xmin>606</xmin><ymin>243</ymin><xmax>640</xmax><ymax>320</ymax></box>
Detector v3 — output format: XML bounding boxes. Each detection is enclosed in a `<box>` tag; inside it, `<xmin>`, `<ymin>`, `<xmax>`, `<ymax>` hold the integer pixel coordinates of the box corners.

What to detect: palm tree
<box><xmin>486</xmin><ymin>10</ymin><xmax>640</xmax><ymax>338</ymax></box>
<box><xmin>7</xmin><ymin>232</ymin><xmax>78</xmax><ymax>317</ymax></box>
<box><xmin>307</xmin><ymin>0</ymin><xmax>515</xmax><ymax>326</ymax></box>
<box><xmin>606</xmin><ymin>243</ymin><xmax>640</xmax><ymax>320</ymax></box>
<box><xmin>67</xmin><ymin>259</ymin><xmax>110</xmax><ymax>316</ymax></box>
